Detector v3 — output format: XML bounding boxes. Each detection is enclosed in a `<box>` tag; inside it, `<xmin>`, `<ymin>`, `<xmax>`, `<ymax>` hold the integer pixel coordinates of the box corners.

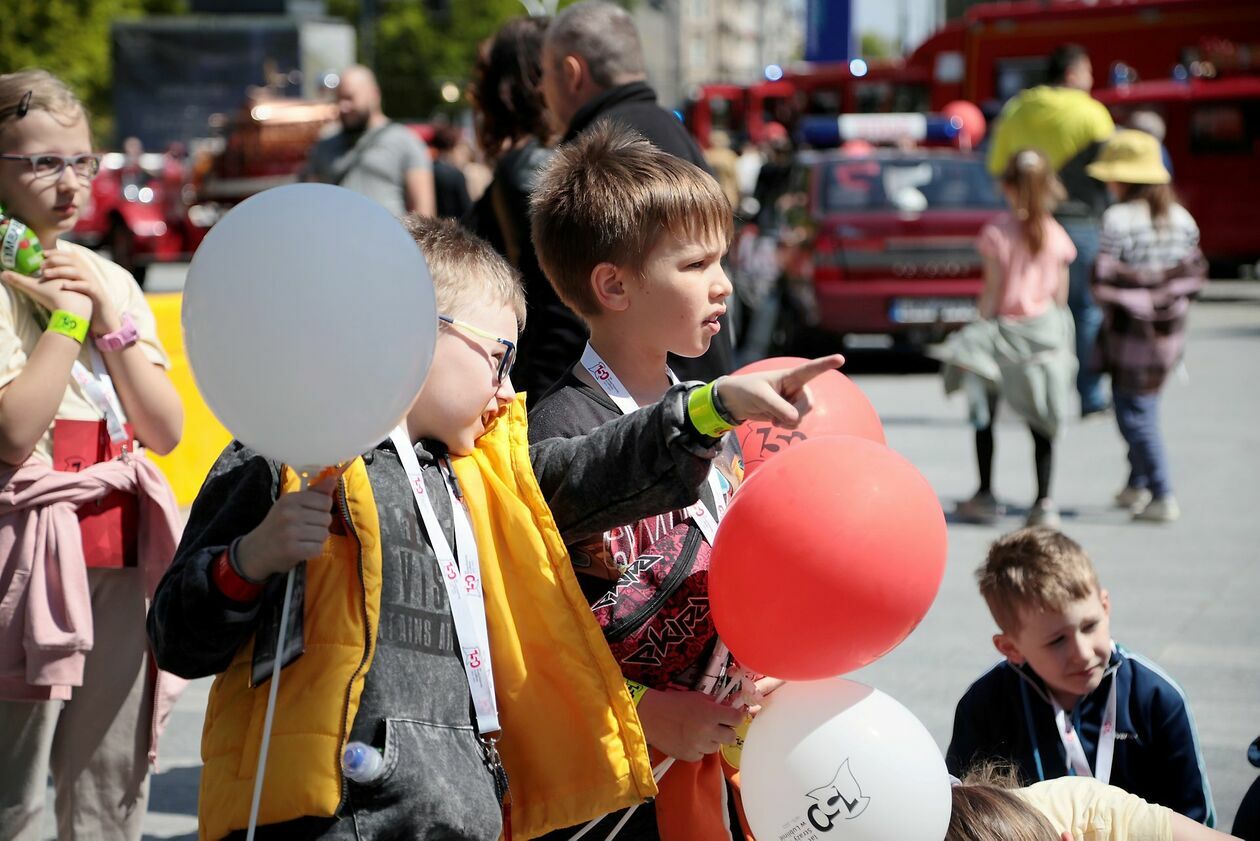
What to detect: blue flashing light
<box><xmin>673</xmin><ymin>109</ymin><xmax>685</xmax><ymax>123</ymax></box>
<box><xmin>800</xmin><ymin>113</ymin><xmax>962</xmax><ymax>148</ymax></box>
<box><xmin>765</xmin><ymin>64</ymin><xmax>784</xmax><ymax>82</ymax></box>
<box><xmin>849</xmin><ymin>58</ymin><xmax>869</xmax><ymax>78</ymax></box>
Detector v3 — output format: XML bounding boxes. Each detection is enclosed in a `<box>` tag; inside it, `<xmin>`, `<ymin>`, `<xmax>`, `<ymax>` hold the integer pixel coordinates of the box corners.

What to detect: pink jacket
<box><xmin>0</xmin><ymin>456</ymin><xmax>188</xmax><ymax>763</ymax></box>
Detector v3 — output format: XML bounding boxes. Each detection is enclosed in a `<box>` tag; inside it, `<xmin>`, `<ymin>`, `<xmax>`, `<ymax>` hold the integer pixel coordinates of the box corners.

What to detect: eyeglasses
<box><xmin>439</xmin><ymin>315</ymin><xmax>516</xmax><ymax>385</ymax></box>
<box><xmin>0</xmin><ymin>153</ymin><xmax>102</xmax><ymax>181</ymax></box>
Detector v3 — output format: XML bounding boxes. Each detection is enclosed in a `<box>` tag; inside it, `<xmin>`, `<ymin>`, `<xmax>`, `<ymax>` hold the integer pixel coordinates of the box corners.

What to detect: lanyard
<box><xmin>69</xmin><ymin>347</ymin><xmax>130</xmax><ymax>448</ymax></box>
<box><xmin>579</xmin><ymin>343</ymin><xmax>727</xmax><ymax>543</ymax></box>
<box><xmin>389</xmin><ymin>427</ymin><xmax>500</xmax><ymax>736</ymax></box>
<box><xmin>1049</xmin><ymin>662</ymin><xmax>1118</xmax><ymax>784</ymax></box>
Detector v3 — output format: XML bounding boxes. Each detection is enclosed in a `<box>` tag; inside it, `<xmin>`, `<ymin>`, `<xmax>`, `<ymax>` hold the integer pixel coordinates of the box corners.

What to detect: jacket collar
<box><xmin>564</xmin><ymin>80</ymin><xmax>658</xmax><ymax>142</ymax></box>
<box><xmin>1013</xmin><ymin>641</ymin><xmax>1124</xmax><ymax>708</ymax></box>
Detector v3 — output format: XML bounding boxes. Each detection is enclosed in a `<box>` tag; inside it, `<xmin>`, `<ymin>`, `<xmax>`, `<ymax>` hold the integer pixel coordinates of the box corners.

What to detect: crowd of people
<box><xmin>0</xmin><ymin>3</ymin><xmax>1252</xmax><ymax>841</ymax></box>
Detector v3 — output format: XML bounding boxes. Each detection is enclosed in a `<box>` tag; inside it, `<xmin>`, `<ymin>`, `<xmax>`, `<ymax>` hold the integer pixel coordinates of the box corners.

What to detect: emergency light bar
<box><xmin>801</xmin><ymin>113</ymin><xmax>963</xmax><ymax>147</ymax></box>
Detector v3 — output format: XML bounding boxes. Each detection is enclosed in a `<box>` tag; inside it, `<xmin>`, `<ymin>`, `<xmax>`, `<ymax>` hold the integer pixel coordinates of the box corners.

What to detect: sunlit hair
<box><xmin>0</xmin><ymin>69</ymin><xmax>88</xmax><ymax>146</ymax></box>
<box><xmin>1000</xmin><ymin>148</ymin><xmax>1066</xmax><ymax>256</ymax></box>
<box><xmin>977</xmin><ymin>527</ymin><xmax>1100</xmax><ymax>635</ymax></box>
<box><xmin>401</xmin><ymin>215</ymin><xmax>526</xmax><ymax>328</ymax></box>
<box><xmin>947</xmin><ymin>762</ymin><xmax>1060</xmax><ymax>841</ymax></box>
<box><xmin>468</xmin><ymin>16</ymin><xmax>552</xmax><ymax>162</ymax></box>
<box><xmin>530</xmin><ymin>120</ymin><xmax>733</xmax><ymax>318</ymax></box>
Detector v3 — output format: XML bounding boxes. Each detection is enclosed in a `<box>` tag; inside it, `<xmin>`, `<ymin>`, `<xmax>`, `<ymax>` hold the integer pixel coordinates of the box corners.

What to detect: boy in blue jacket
<box><xmin>946</xmin><ymin>527</ymin><xmax>1216</xmax><ymax>825</ymax></box>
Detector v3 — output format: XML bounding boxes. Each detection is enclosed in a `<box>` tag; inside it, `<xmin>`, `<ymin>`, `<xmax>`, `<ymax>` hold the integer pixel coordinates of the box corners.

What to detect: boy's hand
<box><xmin>736</xmin><ymin>676</ymin><xmax>786</xmax><ymax>715</ymax></box>
<box><xmin>715</xmin><ymin>354</ymin><xmax>845</xmax><ymax>429</ymax></box>
<box><xmin>637</xmin><ymin>688</ymin><xmax>747</xmax><ymax>761</ymax></box>
<box><xmin>236</xmin><ymin>477</ymin><xmax>338</xmax><ymax>580</ymax></box>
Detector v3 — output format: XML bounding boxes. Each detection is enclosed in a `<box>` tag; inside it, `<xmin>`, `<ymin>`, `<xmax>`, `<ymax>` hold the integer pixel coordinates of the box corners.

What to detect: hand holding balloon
<box><xmin>236</xmin><ymin>473</ymin><xmax>340</xmax><ymax>581</ymax></box>
<box><xmin>636</xmin><ymin>688</ymin><xmax>746</xmax><ymax>762</ymax></box>
<box><xmin>715</xmin><ymin>354</ymin><xmax>845</xmax><ymax>428</ymax></box>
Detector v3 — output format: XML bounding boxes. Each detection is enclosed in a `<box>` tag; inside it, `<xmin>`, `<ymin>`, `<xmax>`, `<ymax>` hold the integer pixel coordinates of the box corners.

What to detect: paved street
<box><xmin>47</xmin><ymin>269</ymin><xmax>1260</xmax><ymax>838</ymax></box>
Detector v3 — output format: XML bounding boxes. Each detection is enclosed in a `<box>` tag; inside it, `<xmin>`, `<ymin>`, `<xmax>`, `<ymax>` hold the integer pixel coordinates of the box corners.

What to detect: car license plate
<box><xmin>889</xmin><ymin>297</ymin><xmax>977</xmax><ymax>324</ymax></box>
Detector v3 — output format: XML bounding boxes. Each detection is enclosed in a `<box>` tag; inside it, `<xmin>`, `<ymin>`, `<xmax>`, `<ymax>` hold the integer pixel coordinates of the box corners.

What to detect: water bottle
<box><xmin>341</xmin><ymin>741</ymin><xmax>385</xmax><ymax>784</ymax></box>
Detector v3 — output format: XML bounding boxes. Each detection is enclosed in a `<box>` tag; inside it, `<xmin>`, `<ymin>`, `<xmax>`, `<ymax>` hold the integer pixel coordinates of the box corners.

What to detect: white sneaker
<box><xmin>1025</xmin><ymin>499</ymin><xmax>1061</xmax><ymax>529</ymax></box>
<box><xmin>1134</xmin><ymin>496</ymin><xmax>1180</xmax><ymax>523</ymax></box>
<box><xmin>1114</xmin><ymin>486</ymin><xmax>1153</xmax><ymax>511</ymax></box>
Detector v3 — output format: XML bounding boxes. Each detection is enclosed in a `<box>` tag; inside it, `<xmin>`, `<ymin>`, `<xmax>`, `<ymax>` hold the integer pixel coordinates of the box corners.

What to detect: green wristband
<box><xmin>47</xmin><ymin>309</ymin><xmax>89</xmax><ymax>344</ymax></box>
<box><xmin>687</xmin><ymin>381</ymin><xmax>737</xmax><ymax>438</ymax></box>
<box><xmin>625</xmin><ymin>678</ymin><xmax>649</xmax><ymax>707</ymax></box>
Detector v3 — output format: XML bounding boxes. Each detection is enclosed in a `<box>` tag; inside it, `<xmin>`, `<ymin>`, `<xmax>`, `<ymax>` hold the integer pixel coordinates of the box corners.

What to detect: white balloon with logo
<box><xmin>740</xmin><ymin>678</ymin><xmax>951</xmax><ymax>841</ymax></box>
<box><xmin>183</xmin><ymin>182</ymin><xmax>436</xmax><ymax>469</ymax></box>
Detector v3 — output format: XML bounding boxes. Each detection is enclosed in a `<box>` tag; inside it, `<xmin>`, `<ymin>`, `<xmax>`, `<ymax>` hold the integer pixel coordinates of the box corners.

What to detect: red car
<box><xmin>759</xmin><ymin>147</ymin><xmax>1003</xmax><ymax>350</ymax></box>
<box><xmin>70</xmin><ymin>151</ymin><xmax>207</xmax><ymax>286</ymax></box>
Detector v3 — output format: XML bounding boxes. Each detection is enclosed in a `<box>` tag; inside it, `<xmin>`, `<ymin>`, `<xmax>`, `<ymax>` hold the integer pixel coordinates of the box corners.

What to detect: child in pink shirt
<box><xmin>941</xmin><ymin>148</ymin><xmax>1078</xmax><ymax>528</ymax></box>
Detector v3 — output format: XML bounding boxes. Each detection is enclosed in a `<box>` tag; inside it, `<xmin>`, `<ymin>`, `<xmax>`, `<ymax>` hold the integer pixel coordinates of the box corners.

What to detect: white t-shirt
<box><xmin>0</xmin><ymin>241</ymin><xmax>169</xmax><ymax>464</ymax></box>
<box><xmin>1098</xmin><ymin>200</ymin><xmax>1199</xmax><ymax>269</ymax></box>
<box><xmin>1016</xmin><ymin>777</ymin><xmax>1174</xmax><ymax>841</ymax></box>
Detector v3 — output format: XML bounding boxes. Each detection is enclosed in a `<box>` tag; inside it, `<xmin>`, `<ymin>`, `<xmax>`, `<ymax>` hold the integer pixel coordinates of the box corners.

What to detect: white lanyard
<box><xmin>1050</xmin><ymin>663</ymin><xmax>1118</xmax><ymax>784</ymax></box>
<box><xmin>580</xmin><ymin>343</ymin><xmax>727</xmax><ymax>543</ymax></box>
<box><xmin>389</xmin><ymin>427</ymin><xmax>500</xmax><ymax>736</ymax></box>
<box><xmin>69</xmin><ymin>347</ymin><xmax>130</xmax><ymax>447</ymax></box>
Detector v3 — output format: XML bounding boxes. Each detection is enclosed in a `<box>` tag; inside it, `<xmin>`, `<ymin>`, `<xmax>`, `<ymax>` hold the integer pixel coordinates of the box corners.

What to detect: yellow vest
<box><xmin>197</xmin><ymin>397</ymin><xmax>655</xmax><ymax>840</ymax></box>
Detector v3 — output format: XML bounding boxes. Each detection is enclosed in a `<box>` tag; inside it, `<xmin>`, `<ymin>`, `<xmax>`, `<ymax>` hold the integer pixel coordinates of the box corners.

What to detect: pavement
<box><xmin>41</xmin><ymin>270</ymin><xmax>1260</xmax><ymax>839</ymax></box>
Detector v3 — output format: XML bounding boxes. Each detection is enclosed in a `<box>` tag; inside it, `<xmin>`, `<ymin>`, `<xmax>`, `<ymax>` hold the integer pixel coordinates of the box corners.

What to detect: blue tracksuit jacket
<box><xmin>946</xmin><ymin>642</ymin><xmax>1216</xmax><ymax>826</ymax></box>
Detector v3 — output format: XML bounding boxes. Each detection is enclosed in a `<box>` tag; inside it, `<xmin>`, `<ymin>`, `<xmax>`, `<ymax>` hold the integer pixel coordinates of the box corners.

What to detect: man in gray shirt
<box><xmin>303</xmin><ymin>65</ymin><xmax>435</xmax><ymax>218</ymax></box>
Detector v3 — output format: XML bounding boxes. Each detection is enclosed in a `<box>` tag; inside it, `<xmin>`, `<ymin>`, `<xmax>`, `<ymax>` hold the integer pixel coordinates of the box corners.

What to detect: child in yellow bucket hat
<box><xmin>1088</xmin><ymin>129</ymin><xmax>1206</xmax><ymax>524</ymax></box>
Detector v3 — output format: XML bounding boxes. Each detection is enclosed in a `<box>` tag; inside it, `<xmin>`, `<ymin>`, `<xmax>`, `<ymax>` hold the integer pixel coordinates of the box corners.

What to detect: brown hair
<box><xmin>1119</xmin><ymin>182</ymin><xmax>1176</xmax><ymax>227</ymax></box>
<box><xmin>977</xmin><ymin>528</ymin><xmax>1100</xmax><ymax>635</ymax></box>
<box><xmin>401</xmin><ymin>215</ymin><xmax>526</xmax><ymax>328</ymax></box>
<box><xmin>529</xmin><ymin>120</ymin><xmax>733</xmax><ymax>317</ymax></box>
<box><xmin>1000</xmin><ymin>149</ymin><xmax>1066</xmax><ymax>256</ymax></box>
<box><xmin>468</xmin><ymin>16</ymin><xmax>552</xmax><ymax>162</ymax></box>
<box><xmin>0</xmin><ymin>69</ymin><xmax>88</xmax><ymax>147</ymax></box>
<box><xmin>947</xmin><ymin>763</ymin><xmax>1059</xmax><ymax>841</ymax></box>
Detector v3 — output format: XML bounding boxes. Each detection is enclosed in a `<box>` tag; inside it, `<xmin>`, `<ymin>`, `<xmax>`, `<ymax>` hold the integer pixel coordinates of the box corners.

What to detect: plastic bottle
<box><xmin>341</xmin><ymin>741</ymin><xmax>385</xmax><ymax>784</ymax></box>
<box><xmin>0</xmin><ymin>204</ymin><xmax>45</xmax><ymax>276</ymax></box>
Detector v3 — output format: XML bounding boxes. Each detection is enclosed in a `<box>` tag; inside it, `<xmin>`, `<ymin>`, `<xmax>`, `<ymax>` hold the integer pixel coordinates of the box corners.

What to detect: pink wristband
<box><xmin>94</xmin><ymin>312</ymin><xmax>138</xmax><ymax>352</ymax></box>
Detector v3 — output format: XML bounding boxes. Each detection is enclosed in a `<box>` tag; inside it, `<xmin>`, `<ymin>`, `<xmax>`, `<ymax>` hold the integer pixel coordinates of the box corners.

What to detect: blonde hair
<box><xmin>977</xmin><ymin>528</ymin><xmax>1100</xmax><ymax>634</ymax></box>
<box><xmin>401</xmin><ymin>215</ymin><xmax>526</xmax><ymax>328</ymax></box>
<box><xmin>530</xmin><ymin>120</ymin><xmax>733</xmax><ymax>317</ymax></box>
<box><xmin>1000</xmin><ymin>149</ymin><xmax>1066</xmax><ymax>256</ymax></box>
<box><xmin>0</xmin><ymin>69</ymin><xmax>88</xmax><ymax>146</ymax></box>
<box><xmin>947</xmin><ymin>763</ymin><xmax>1059</xmax><ymax>841</ymax></box>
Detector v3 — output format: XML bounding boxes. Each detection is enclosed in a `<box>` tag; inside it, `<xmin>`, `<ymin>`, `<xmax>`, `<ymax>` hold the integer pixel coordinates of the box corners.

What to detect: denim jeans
<box><xmin>1114</xmin><ymin>390</ymin><xmax>1171</xmax><ymax>498</ymax></box>
<box><xmin>1061</xmin><ymin>218</ymin><xmax>1107</xmax><ymax>413</ymax></box>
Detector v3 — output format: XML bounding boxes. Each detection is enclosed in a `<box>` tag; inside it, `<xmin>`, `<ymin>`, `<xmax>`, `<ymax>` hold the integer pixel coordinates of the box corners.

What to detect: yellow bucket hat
<box><xmin>1086</xmin><ymin>129</ymin><xmax>1171</xmax><ymax>185</ymax></box>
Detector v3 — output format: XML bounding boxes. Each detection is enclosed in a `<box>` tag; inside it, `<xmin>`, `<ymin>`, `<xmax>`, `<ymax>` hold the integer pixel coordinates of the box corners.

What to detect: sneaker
<box><xmin>956</xmin><ymin>491</ymin><xmax>1002</xmax><ymax>523</ymax></box>
<box><xmin>1134</xmin><ymin>496</ymin><xmax>1180</xmax><ymax>523</ymax></box>
<box><xmin>1025</xmin><ymin>499</ymin><xmax>1061</xmax><ymax>529</ymax></box>
<box><xmin>1114</xmin><ymin>486</ymin><xmax>1153</xmax><ymax>511</ymax></box>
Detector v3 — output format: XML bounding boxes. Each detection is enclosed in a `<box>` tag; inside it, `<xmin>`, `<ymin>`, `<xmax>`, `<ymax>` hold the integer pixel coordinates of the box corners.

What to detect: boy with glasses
<box><xmin>148</xmin><ymin>216</ymin><xmax>838</xmax><ymax>840</ymax></box>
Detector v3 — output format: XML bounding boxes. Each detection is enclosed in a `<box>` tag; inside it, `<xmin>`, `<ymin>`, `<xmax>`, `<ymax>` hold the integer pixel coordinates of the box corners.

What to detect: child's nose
<box><xmin>713</xmin><ymin>266</ymin><xmax>734</xmax><ymax>301</ymax></box>
<box><xmin>495</xmin><ymin>375</ymin><xmax>517</xmax><ymax>406</ymax></box>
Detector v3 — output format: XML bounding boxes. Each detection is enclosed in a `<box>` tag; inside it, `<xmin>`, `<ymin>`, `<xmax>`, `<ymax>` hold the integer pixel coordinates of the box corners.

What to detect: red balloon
<box><xmin>733</xmin><ymin>356</ymin><xmax>885</xmax><ymax>477</ymax></box>
<box><xmin>942</xmin><ymin>100</ymin><xmax>986</xmax><ymax>148</ymax></box>
<box><xmin>710</xmin><ymin>436</ymin><xmax>947</xmax><ymax>680</ymax></box>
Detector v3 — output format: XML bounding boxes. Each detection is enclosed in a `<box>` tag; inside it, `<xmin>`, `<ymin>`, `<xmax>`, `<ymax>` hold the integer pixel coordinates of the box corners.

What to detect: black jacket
<box><xmin>562</xmin><ymin>82</ymin><xmax>733</xmax><ymax>382</ymax></box>
<box><xmin>465</xmin><ymin>140</ymin><xmax>587</xmax><ymax>402</ymax></box>
<box><xmin>947</xmin><ymin>645</ymin><xmax>1216</xmax><ymax>826</ymax></box>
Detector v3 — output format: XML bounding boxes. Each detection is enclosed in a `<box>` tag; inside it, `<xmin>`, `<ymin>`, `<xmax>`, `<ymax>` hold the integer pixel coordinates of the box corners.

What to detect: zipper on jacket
<box><xmin>335</xmin><ymin>475</ymin><xmax>372</xmax><ymax>808</ymax></box>
<box><xmin>604</xmin><ymin>526</ymin><xmax>703</xmax><ymax>643</ymax></box>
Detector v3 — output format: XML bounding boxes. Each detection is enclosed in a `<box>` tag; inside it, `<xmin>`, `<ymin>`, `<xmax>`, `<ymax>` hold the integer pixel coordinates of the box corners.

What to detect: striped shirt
<box><xmin>1098</xmin><ymin>200</ymin><xmax>1199</xmax><ymax>269</ymax></box>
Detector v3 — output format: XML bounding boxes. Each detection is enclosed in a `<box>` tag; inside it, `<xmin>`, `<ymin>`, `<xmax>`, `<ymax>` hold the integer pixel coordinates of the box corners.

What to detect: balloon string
<box><xmin>246</xmin><ymin>566</ymin><xmax>297</xmax><ymax>840</ymax></box>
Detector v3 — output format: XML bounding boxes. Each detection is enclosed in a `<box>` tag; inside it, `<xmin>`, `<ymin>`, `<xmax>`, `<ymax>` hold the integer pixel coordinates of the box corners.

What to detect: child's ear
<box><xmin>993</xmin><ymin>633</ymin><xmax>1025</xmax><ymax>665</ymax></box>
<box><xmin>590</xmin><ymin>262</ymin><xmax>630</xmax><ymax>312</ymax></box>
<box><xmin>1100</xmin><ymin>588</ymin><xmax>1111</xmax><ymax>616</ymax></box>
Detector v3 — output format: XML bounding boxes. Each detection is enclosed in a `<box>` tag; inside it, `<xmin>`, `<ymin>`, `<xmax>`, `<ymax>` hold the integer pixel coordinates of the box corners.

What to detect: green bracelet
<box><xmin>687</xmin><ymin>381</ymin><xmax>737</xmax><ymax>438</ymax></box>
<box><xmin>47</xmin><ymin>309</ymin><xmax>89</xmax><ymax>344</ymax></box>
<box><xmin>625</xmin><ymin>678</ymin><xmax>649</xmax><ymax>707</ymax></box>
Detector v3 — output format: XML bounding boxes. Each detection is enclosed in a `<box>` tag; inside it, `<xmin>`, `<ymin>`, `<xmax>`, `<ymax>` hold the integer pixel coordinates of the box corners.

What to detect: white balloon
<box><xmin>740</xmin><ymin>679</ymin><xmax>951</xmax><ymax>841</ymax></box>
<box><xmin>183</xmin><ymin>184</ymin><xmax>435</xmax><ymax>467</ymax></box>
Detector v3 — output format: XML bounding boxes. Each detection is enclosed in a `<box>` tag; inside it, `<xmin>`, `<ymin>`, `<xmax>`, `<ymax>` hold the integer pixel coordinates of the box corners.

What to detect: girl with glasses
<box><xmin>0</xmin><ymin>68</ymin><xmax>184</xmax><ymax>841</ymax></box>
